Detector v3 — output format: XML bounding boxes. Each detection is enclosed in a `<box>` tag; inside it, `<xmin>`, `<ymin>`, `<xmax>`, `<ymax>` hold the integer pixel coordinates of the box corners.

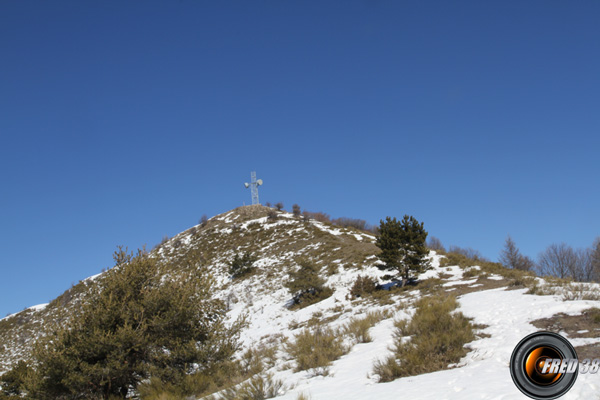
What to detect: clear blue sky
<box><xmin>1</xmin><ymin>1</ymin><xmax>598</xmax><ymax>317</ymax></box>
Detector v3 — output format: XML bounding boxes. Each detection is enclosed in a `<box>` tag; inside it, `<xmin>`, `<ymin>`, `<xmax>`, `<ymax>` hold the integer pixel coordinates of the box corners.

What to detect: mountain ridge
<box><xmin>2</xmin><ymin>205</ymin><xmax>600</xmax><ymax>400</ymax></box>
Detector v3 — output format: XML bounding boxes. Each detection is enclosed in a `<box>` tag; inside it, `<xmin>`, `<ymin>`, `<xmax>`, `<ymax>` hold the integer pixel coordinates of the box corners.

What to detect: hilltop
<box><xmin>0</xmin><ymin>205</ymin><xmax>377</xmax><ymax>374</ymax></box>
<box><xmin>1</xmin><ymin>205</ymin><xmax>600</xmax><ymax>399</ymax></box>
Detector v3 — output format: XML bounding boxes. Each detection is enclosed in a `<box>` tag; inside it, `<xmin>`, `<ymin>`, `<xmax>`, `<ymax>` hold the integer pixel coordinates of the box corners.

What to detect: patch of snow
<box><xmin>28</xmin><ymin>303</ymin><xmax>48</xmax><ymax>312</ymax></box>
<box><xmin>83</xmin><ymin>273</ymin><xmax>103</xmax><ymax>282</ymax></box>
<box><xmin>443</xmin><ymin>279</ymin><xmax>478</xmax><ymax>287</ymax></box>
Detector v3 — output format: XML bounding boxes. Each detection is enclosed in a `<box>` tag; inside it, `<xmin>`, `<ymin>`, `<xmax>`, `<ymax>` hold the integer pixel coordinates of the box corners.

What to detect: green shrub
<box><xmin>348</xmin><ymin>275</ymin><xmax>377</xmax><ymax>299</ymax></box>
<box><xmin>285</xmin><ymin>260</ymin><xmax>332</xmax><ymax>308</ymax></box>
<box><xmin>228</xmin><ymin>251</ymin><xmax>257</xmax><ymax>279</ymax></box>
<box><xmin>373</xmin><ymin>295</ymin><xmax>475</xmax><ymax>381</ymax></box>
<box><xmin>0</xmin><ymin>360</ymin><xmax>31</xmax><ymax>397</ymax></box>
<box><xmin>286</xmin><ymin>326</ymin><xmax>347</xmax><ymax>371</ymax></box>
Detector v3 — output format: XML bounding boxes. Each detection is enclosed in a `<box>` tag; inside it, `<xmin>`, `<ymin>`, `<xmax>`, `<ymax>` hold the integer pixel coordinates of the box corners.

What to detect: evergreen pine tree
<box><xmin>26</xmin><ymin>249</ymin><xmax>244</xmax><ymax>399</ymax></box>
<box><xmin>376</xmin><ymin>215</ymin><xmax>430</xmax><ymax>286</ymax></box>
<box><xmin>0</xmin><ymin>361</ymin><xmax>31</xmax><ymax>397</ymax></box>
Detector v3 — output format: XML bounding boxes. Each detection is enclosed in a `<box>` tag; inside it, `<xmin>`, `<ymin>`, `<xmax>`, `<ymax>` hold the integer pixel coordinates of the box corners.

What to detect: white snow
<box><xmin>210</xmin><ymin>250</ymin><xmax>600</xmax><ymax>400</ymax></box>
<box><xmin>1</xmin><ymin>303</ymin><xmax>48</xmax><ymax>322</ymax></box>
<box><xmin>233</xmin><ymin>286</ymin><xmax>600</xmax><ymax>400</ymax></box>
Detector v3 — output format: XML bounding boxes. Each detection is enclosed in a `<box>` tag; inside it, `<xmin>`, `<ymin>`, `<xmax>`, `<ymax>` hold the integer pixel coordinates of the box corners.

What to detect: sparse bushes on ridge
<box><xmin>332</xmin><ymin>217</ymin><xmax>370</xmax><ymax>231</ymax></box>
<box><xmin>302</xmin><ymin>211</ymin><xmax>331</xmax><ymax>223</ymax></box>
<box><xmin>448</xmin><ymin>246</ymin><xmax>487</xmax><ymax>261</ymax></box>
<box><xmin>373</xmin><ymin>295</ymin><xmax>475</xmax><ymax>382</ymax></box>
<box><xmin>275</xmin><ymin>202</ymin><xmax>284</xmax><ymax>211</ymax></box>
<box><xmin>299</xmin><ymin>211</ymin><xmax>375</xmax><ymax>233</ymax></box>
<box><xmin>302</xmin><ymin>211</ymin><xmax>311</xmax><ymax>222</ymax></box>
<box><xmin>440</xmin><ymin>251</ymin><xmax>535</xmax><ymax>284</ymax></box>
<box><xmin>439</xmin><ymin>252</ymin><xmax>477</xmax><ymax>269</ymax></box>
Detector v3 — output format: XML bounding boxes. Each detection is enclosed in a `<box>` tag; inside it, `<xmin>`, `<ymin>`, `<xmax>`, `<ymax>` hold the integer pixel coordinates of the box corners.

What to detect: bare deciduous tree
<box><xmin>267</xmin><ymin>210</ymin><xmax>278</xmax><ymax>221</ymax></box>
<box><xmin>572</xmin><ymin>248</ymin><xmax>593</xmax><ymax>282</ymax></box>
<box><xmin>427</xmin><ymin>236</ymin><xmax>445</xmax><ymax>252</ymax></box>
<box><xmin>537</xmin><ymin>243</ymin><xmax>583</xmax><ymax>279</ymax></box>
<box><xmin>292</xmin><ymin>204</ymin><xmax>301</xmax><ymax>217</ymax></box>
<box><xmin>302</xmin><ymin>211</ymin><xmax>330</xmax><ymax>223</ymax></box>
<box><xmin>275</xmin><ymin>202</ymin><xmax>284</xmax><ymax>211</ymax></box>
<box><xmin>302</xmin><ymin>210</ymin><xmax>311</xmax><ymax>222</ymax></box>
<box><xmin>537</xmin><ymin>242</ymin><xmax>597</xmax><ymax>281</ymax></box>
<box><xmin>199</xmin><ymin>214</ymin><xmax>208</xmax><ymax>227</ymax></box>
<box><xmin>499</xmin><ymin>235</ymin><xmax>533</xmax><ymax>271</ymax></box>
<box><xmin>332</xmin><ymin>217</ymin><xmax>368</xmax><ymax>231</ymax></box>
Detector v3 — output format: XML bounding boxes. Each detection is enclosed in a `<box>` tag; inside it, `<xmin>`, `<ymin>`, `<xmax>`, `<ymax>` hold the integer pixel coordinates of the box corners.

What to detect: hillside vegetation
<box><xmin>1</xmin><ymin>205</ymin><xmax>600</xmax><ymax>400</ymax></box>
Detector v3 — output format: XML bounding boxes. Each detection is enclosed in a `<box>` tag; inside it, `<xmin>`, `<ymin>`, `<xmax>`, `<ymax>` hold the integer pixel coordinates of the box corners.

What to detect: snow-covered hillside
<box><xmin>2</xmin><ymin>205</ymin><xmax>599</xmax><ymax>399</ymax></box>
<box><xmin>222</xmin><ymin>258</ymin><xmax>600</xmax><ymax>400</ymax></box>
